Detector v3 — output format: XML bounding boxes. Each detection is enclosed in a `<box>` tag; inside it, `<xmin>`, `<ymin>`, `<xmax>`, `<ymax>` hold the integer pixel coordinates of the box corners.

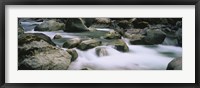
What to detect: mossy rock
<box><xmin>104</xmin><ymin>30</ymin><xmax>121</xmax><ymax>39</ymax></box>
<box><xmin>112</xmin><ymin>39</ymin><xmax>129</xmax><ymax>52</ymax></box>
<box><xmin>63</xmin><ymin>18</ymin><xmax>89</xmax><ymax>32</ymax></box>
<box><xmin>66</xmin><ymin>49</ymin><xmax>78</xmax><ymax>62</ymax></box>
<box><xmin>63</xmin><ymin>38</ymin><xmax>81</xmax><ymax>48</ymax></box>
<box><xmin>18</xmin><ymin>33</ymin><xmax>56</xmax><ymax>46</ymax></box>
<box><xmin>77</xmin><ymin>39</ymin><xmax>102</xmax><ymax>50</ymax></box>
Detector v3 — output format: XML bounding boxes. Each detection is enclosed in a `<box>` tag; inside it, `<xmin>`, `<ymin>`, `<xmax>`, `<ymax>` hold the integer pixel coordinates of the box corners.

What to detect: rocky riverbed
<box><xmin>18</xmin><ymin>18</ymin><xmax>182</xmax><ymax>70</ymax></box>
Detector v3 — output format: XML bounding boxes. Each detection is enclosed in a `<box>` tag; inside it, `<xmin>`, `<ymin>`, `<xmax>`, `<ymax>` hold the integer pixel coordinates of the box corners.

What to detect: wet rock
<box><xmin>63</xmin><ymin>38</ymin><xmax>81</xmax><ymax>48</ymax></box>
<box><xmin>18</xmin><ymin>33</ymin><xmax>56</xmax><ymax>46</ymax></box>
<box><xmin>66</xmin><ymin>49</ymin><xmax>78</xmax><ymax>62</ymax></box>
<box><xmin>35</xmin><ymin>20</ymin><xmax>65</xmax><ymax>31</ymax></box>
<box><xmin>95</xmin><ymin>47</ymin><xmax>109</xmax><ymax>57</ymax></box>
<box><xmin>167</xmin><ymin>57</ymin><xmax>182</xmax><ymax>70</ymax></box>
<box><xmin>77</xmin><ymin>39</ymin><xmax>102</xmax><ymax>50</ymax></box>
<box><xmin>104</xmin><ymin>30</ymin><xmax>121</xmax><ymax>39</ymax></box>
<box><xmin>63</xmin><ymin>18</ymin><xmax>89</xmax><ymax>32</ymax></box>
<box><xmin>112</xmin><ymin>39</ymin><xmax>129</xmax><ymax>52</ymax></box>
<box><xmin>144</xmin><ymin>29</ymin><xmax>166</xmax><ymax>44</ymax></box>
<box><xmin>53</xmin><ymin>34</ymin><xmax>62</xmax><ymax>39</ymax></box>
<box><xmin>162</xmin><ymin>37</ymin><xmax>178</xmax><ymax>46</ymax></box>
<box><xmin>18</xmin><ymin>40</ymin><xmax>72</xmax><ymax>70</ymax></box>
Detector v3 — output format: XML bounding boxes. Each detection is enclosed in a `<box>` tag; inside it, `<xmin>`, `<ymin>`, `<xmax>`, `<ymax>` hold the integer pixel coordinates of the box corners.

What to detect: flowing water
<box><xmin>21</xmin><ymin>22</ymin><xmax>182</xmax><ymax>70</ymax></box>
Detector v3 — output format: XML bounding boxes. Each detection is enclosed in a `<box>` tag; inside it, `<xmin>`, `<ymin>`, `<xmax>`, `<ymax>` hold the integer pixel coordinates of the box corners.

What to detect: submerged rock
<box><xmin>18</xmin><ymin>33</ymin><xmax>56</xmax><ymax>46</ymax></box>
<box><xmin>77</xmin><ymin>39</ymin><xmax>102</xmax><ymax>50</ymax></box>
<box><xmin>66</xmin><ymin>49</ymin><xmax>78</xmax><ymax>62</ymax></box>
<box><xmin>18</xmin><ymin>39</ymin><xmax>72</xmax><ymax>70</ymax></box>
<box><xmin>112</xmin><ymin>39</ymin><xmax>129</xmax><ymax>52</ymax></box>
<box><xmin>63</xmin><ymin>38</ymin><xmax>81</xmax><ymax>48</ymax></box>
<box><xmin>35</xmin><ymin>20</ymin><xmax>65</xmax><ymax>31</ymax></box>
<box><xmin>167</xmin><ymin>57</ymin><xmax>182</xmax><ymax>70</ymax></box>
<box><xmin>95</xmin><ymin>47</ymin><xmax>109</xmax><ymax>57</ymax></box>
<box><xmin>63</xmin><ymin>18</ymin><xmax>89</xmax><ymax>32</ymax></box>
<box><xmin>53</xmin><ymin>34</ymin><xmax>62</xmax><ymax>39</ymax></box>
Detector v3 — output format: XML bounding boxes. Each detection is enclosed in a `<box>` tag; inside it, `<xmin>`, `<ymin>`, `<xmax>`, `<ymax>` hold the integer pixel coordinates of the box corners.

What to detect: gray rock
<box><xmin>104</xmin><ymin>30</ymin><xmax>121</xmax><ymax>39</ymax></box>
<box><xmin>63</xmin><ymin>18</ymin><xmax>89</xmax><ymax>32</ymax></box>
<box><xmin>167</xmin><ymin>57</ymin><xmax>182</xmax><ymax>70</ymax></box>
<box><xmin>18</xmin><ymin>40</ymin><xmax>72</xmax><ymax>70</ymax></box>
<box><xmin>63</xmin><ymin>38</ymin><xmax>81</xmax><ymax>48</ymax></box>
<box><xmin>144</xmin><ymin>29</ymin><xmax>166</xmax><ymax>44</ymax></box>
<box><xmin>112</xmin><ymin>39</ymin><xmax>129</xmax><ymax>52</ymax></box>
<box><xmin>66</xmin><ymin>49</ymin><xmax>78</xmax><ymax>62</ymax></box>
<box><xmin>18</xmin><ymin>33</ymin><xmax>56</xmax><ymax>46</ymax></box>
<box><xmin>53</xmin><ymin>34</ymin><xmax>62</xmax><ymax>39</ymax></box>
<box><xmin>95</xmin><ymin>47</ymin><xmax>109</xmax><ymax>57</ymax></box>
<box><xmin>35</xmin><ymin>20</ymin><xmax>65</xmax><ymax>31</ymax></box>
<box><xmin>77</xmin><ymin>39</ymin><xmax>101</xmax><ymax>50</ymax></box>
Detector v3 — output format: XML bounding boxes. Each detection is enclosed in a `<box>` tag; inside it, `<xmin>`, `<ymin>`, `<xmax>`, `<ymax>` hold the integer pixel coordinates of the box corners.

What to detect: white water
<box><xmin>21</xmin><ymin>22</ymin><xmax>182</xmax><ymax>70</ymax></box>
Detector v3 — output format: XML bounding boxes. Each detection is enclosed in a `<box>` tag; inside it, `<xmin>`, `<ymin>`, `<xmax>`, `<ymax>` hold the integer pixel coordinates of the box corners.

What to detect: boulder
<box><xmin>95</xmin><ymin>47</ymin><xmax>109</xmax><ymax>57</ymax></box>
<box><xmin>129</xmin><ymin>34</ymin><xmax>147</xmax><ymax>45</ymax></box>
<box><xmin>66</xmin><ymin>49</ymin><xmax>78</xmax><ymax>62</ymax></box>
<box><xmin>77</xmin><ymin>39</ymin><xmax>102</xmax><ymax>50</ymax></box>
<box><xmin>167</xmin><ymin>57</ymin><xmax>182</xmax><ymax>70</ymax></box>
<box><xmin>125</xmin><ymin>33</ymin><xmax>145</xmax><ymax>39</ymax></box>
<box><xmin>63</xmin><ymin>38</ymin><xmax>81</xmax><ymax>48</ymax></box>
<box><xmin>63</xmin><ymin>18</ymin><xmax>89</xmax><ymax>32</ymax></box>
<box><xmin>144</xmin><ymin>29</ymin><xmax>166</xmax><ymax>44</ymax></box>
<box><xmin>53</xmin><ymin>34</ymin><xmax>62</xmax><ymax>39</ymax></box>
<box><xmin>112</xmin><ymin>39</ymin><xmax>129</xmax><ymax>52</ymax></box>
<box><xmin>18</xmin><ymin>33</ymin><xmax>56</xmax><ymax>46</ymax></box>
<box><xmin>18</xmin><ymin>39</ymin><xmax>72</xmax><ymax>70</ymax></box>
<box><xmin>95</xmin><ymin>18</ymin><xmax>111</xmax><ymax>24</ymax></box>
<box><xmin>35</xmin><ymin>20</ymin><xmax>65</xmax><ymax>31</ymax></box>
<box><xmin>104</xmin><ymin>30</ymin><xmax>121</xmax><ymax>39</ymax></box>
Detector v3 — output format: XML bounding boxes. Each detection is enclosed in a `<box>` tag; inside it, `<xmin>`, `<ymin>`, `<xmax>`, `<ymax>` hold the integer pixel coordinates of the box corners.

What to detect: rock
<box><xmin>35</xmin><ymin>20</ymin><xmax>65</xmax><ymax>31</ymax></box>
<box><xmin>63</xmin><ymin>38</ymin><xmax>81</xmax><ymax>48</ymax></box>
<box><xmin>18</xmin><ymin>33</ymin><xmax>56</xmax><ymax>46</ymax></box>
<box><xmin>162</xmin><ymin>37</ymin><xmax>178</xmax><ymax>46</ymax></box>
<box><xmin>176</xmin><ymin>28</ymin><xmax>182</xmax><ymax>47</ymax></box>
<box><xmin>133</xmin><ymin>21</ymin><xmax>149</xmax><ymax>29</ymax></box>
<box><xmin>63</xmin><ymin>18</ymin><xmax>89</xmax><ymax>32</ymax></box>
<box><xmin>77</xmin><ymin>39</ymin><xmax>102</xmax><ymax>50</ymax></box>
<box><xmin>95</xmin><ymin>18</ymin><xmax>111</xmax><ymax>24</ymax></box>
<box><xmin>18</xmin><ymin>24</ymin><xmax>24</xmax><ymax>35</ymax></box>
<box><xmin>117</xmin><ymin>20</ymin><xmax>133</xmax><ymax>29</ymax></box>
<box><xmin>82</xmin><ymin>18</ymin><xmax>95</xmax><ymax>27</ymax></box>
<box><xmin>167</xmin><ymin>57</ymin><xmax>182</xmax><ymax>70</ymax></box>
<box><xmin>129</xmin><ymin>34</ymin><xmax>147</xmax><ymax>45</ymax></box>
<box><xmin>104</xmin><ymin>30</ymin><xmax>121</xmax><ymax>39</ymax></box>
<box><xmin>112</xmin><ymin>39</ymin><xmax>129</xmax><ymax>52</ymax></box>
<box><xmin>125</xmin><ymin>32</ymin><xmax>145</xmax><ymax>39</ymax></box>
<box><xmin>18</xmin><ymin>40</ymin><xmax>72</xmax><ymax>70</ymax></box>
<box><xmin>95</xmin><ymin>47</ymin><xmax>109</xmax><ymax>57</ymax></box>
<box><xmin>66</xmin><ymin>49</ymin><xmax>78</xmax><ymax>62</ymax></box>
<box><xmin>144</xmin><ymin>29</ymin><xmax>166</xmax><ymax>44</ymax></box>
<box><xmin>53</xmin><ymin>34</ymin><xmax>62</xmax><ymax>39</ymax></box>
